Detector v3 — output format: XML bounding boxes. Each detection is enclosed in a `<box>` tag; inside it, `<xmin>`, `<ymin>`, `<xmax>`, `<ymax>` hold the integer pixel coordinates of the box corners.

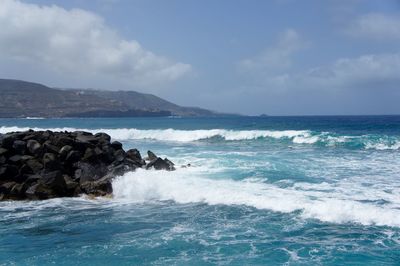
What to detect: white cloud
<box><xmin>238</xmin><ymin>29</ymin><xmax>307</xmax><ymax>72</ymax></box>
<box><xmin>0</xmin><ymin>0</ymin><xmax>192</xmax><ymax>87</ymax></box>
<box><xmin>268</xmin><ymin>53</ymin><xmax>400</xmax><ymax>92</ymax></box>
<box><xmin>346</xmin><ymin>13</ymin><xmax>400</xmax><ymax>40</ymax></box>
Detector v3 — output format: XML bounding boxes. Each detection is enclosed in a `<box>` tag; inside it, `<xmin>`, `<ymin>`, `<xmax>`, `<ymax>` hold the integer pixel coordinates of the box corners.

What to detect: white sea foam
<box><xmin>0</xmin><ymin>126</ymin><xmax>310</xmax><ymax>142</ymax></box>
<box><xmin>112</xmin><ymin>168</ymin><xmax>400</xmax><ymax>227</ymax></box>
<box><xmin>1</xmin><ymin>126</ymin><xmax>399</xmax><ymax>150</ymax></box>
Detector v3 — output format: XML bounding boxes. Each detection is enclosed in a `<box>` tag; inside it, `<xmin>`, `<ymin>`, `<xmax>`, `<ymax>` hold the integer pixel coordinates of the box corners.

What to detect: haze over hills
<box><xmin>0</xmin><ymin>79</ymin><xmax>222</xmax><ymax>118</ymax></box>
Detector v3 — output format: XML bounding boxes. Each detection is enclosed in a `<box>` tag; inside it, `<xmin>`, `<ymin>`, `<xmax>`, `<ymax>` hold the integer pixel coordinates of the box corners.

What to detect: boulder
<box><xmin>12</xmin><ymin>140</ymin><xmax>26</xmax><ymax>154</ymax></box>
<box><xmin>43</xmin><ymin>153</ymin><xmax>60</xmax><ymax>170</ymax></box>
<box><xmin>26</xmin><ymin>159</ymin><xmax>43</xmax><ymax>173</ymax></box>
<box><xmin>39</xmin><ymin>170</ymin><xmax>66</xmax><ymax>194</ymax></box>
<box><xmin>111</xmin><ymin>141</ymin><xmax>123</xmax><ymax>150</ymax></box>
<box><xmin>25</xmin><ymin>183</ymin><xmax>55</xmax><ymax>200</ymax></box>
<box><xmin>26</xmin><ymin>139</ymin><xmax>42</xmax><ymax>155</ymax></box>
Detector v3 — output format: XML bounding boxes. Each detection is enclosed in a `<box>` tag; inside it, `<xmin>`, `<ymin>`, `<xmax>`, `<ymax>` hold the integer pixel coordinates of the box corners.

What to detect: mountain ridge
<box><xmin>0</xmin><ymin>79</ymin><xmax>226</xmax><ymax>118</ymax></box>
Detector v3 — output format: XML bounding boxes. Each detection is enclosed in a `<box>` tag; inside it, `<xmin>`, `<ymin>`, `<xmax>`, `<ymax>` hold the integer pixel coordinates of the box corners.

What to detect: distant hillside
<box><xmin>0</xmin><ymin>79</ymin><xmax>221</xmax><ymax>118</ymax></box>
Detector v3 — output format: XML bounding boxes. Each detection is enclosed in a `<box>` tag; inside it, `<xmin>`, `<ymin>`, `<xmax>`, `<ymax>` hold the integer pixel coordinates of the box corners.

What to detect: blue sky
<box><xmin>1</xmin><ymin>0</ymin><xmax>400</xmax><ymax>115</ymax></box>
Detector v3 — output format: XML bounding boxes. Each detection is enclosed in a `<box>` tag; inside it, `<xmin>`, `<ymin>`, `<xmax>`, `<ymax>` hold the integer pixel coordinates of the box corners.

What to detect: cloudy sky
<box><xmin>1</xmin><ymin>0</ymin><xmax>400</xmax><ymax>115</ymax></box>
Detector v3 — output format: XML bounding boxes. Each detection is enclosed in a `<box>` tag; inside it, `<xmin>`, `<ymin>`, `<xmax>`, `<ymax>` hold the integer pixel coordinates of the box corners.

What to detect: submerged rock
<box><xmin>0</xmin><ymin>130</ymin><xmax>176</xmax><ymax>200</ymax></box>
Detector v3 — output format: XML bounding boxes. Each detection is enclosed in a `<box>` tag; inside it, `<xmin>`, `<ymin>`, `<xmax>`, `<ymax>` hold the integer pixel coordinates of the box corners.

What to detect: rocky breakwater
<box><xmin>0</xmin><ymin>130</ymin><xmax>175</xmax><ymax>200</ymax></box>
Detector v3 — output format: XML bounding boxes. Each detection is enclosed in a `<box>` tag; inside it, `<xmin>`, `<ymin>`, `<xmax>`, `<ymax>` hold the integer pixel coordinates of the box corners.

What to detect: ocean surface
<box><xmin>0</xmin><ymin>116</ymin><xmax>400</xmax><ymax>265</ymax></box>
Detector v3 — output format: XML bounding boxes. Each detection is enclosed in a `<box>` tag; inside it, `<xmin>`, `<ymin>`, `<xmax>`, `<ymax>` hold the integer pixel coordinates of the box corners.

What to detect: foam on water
<box><xmin>112</xmin><ymin>168</ymin><xmax>400</xmax><ymax>227</ymax></box>
<box><xmin>1</xmin><ymin>126</ymin><xmax>400</xmax><ymax>150</ymax></box>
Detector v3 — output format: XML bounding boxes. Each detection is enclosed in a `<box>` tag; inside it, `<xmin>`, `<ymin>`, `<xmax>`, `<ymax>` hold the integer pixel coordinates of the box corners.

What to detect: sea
<box><xmin>0</xmin><ymin>116</ymin><xmax>399</xmax><ymax>265</ymax></box>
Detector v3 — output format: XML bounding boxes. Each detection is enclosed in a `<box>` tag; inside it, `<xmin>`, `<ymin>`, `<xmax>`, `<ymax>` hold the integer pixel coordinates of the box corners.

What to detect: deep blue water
<box><xmin>1</xmin><ymin>116</ymin><xmax>400</xmax><ymax>265</ymax></box>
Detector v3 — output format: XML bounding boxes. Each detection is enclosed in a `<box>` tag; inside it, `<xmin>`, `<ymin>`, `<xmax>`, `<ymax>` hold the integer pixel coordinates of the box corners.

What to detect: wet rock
<box><xmin>146</xmin><ymin>157</ymin><xmax>175</xmax><ymax>171</ymax></box>
<box><xmin>147</xmin><ymin>150</ymin><xmax>158</xmax><ymax>161</ymax></box>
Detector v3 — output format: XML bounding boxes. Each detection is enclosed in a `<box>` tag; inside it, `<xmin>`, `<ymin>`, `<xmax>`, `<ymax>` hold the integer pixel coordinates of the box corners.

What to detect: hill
<box><xmin>0</xmin><ymin>79</ymin><xmax>220</xmax><ymax>118</ymax></box>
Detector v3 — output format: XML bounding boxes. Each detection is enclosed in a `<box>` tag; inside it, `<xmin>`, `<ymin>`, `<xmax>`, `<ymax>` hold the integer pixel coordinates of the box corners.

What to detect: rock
<box><xmin>65</xmin><ymin>150</ymin><xmax>82</xmax><ymax>164</ymax></box>
<box><xmin>59</xmin><ymin>145</ymin><xmax>73</xmax><ymax>159</ymax></box>
<box><xmin>26</xmin><ymin>159</ymin><xmax>43</xmax><ymax>173</ymax></box>
<box><xmin>25</xmin><ymin>174</ymin><xmax>41</xmax><ymax>185</ymax></box>
<box><xmin>10</xmin><ymin>183</ymin><xmax>27</xmax><ymax>198</ymax></box>
<box><xmin>126</xmin><ymin>149</ymin><xmax>145</xmax><ymax>166</ymax></box>
<box><xmin>74</xmin><ymin>162</ymin><xmax>107</xmax><ymax>183</ymax></box>
<box><xmin>146</xmin><ymin>157</ymin><xmax>175</xmax><ymax>171</ymax></box>
<box><xmin>0</xmin><ymin>165</ymin><xmax>19</xmax><ymax>180</ymax></box>
<box><xmin>82</xmin><ymin>148</ymin><xmax>96</xmax><ymax>162</ymax></box>
<box><xmin>63</xmin><ymin>175</ymin><xmax>79</xmax><ymax>192</ymax></box>
<box><xmin>39</xmin><ymin>170</ymin><xmax>66</xmax><ymax>193</ymax></box>
<box><xmin>25</xmin><ymin>183</ymin><xmax>55</xmax><ymax>200</ymax></box>
<box><xmin>0</xmin><ymin>147</ymin><xmax>8</xmax><ymax>156</ymax></box>
<box><xmin>1</xmin><ymin>134</ymin><xmax>15</xmax><ymax>149</ymax></box>
<box><xmin>43</xmin><ymin>140</ymin><xmax>60</xmax><ymax>154</ymax></box>
<box><xmin>0</xmin><ymin>129</ymin><xmax>178</xmax><ymax>200</ymax></box>
<box><xmin>111</xmin><ymin>141</ymin><xmax>123</xmax><ymax>150</ymax></box>
<box><xmin>113</xmin><ymin>149</ymin><xmax>126</xmax><ymax>163</ymax></box>
<box><xmin>94</xmin><ymin>133</ymin><xmax>111</xmax><ymax>143</ymax></box>
<box><xmin>43</xmin><ymin>153</ymin><xmax>60</xmax><ymax>170</ymax></box>
<box><xmin>80</xmin><ymin>176</ymin><xmax>112</xmax><ymax>196</ymax></box>
<box><xmin>12</xmin><ymin>140</ymin><xmax>26</xmax><ymax>154</ymax></box>
<box><xmin>8</xmin><ymin>155</ymin><xmax>22</xmax><ymax>164</ymax></box>
<box><xmin>26</xmin><ymin>139</ymin><xmax>42</xmax><ymax>155</ymax></box>
<box><xmin>147</xmin><ymin>150</ymin><xmax>158</xmax><ymax>161</ymax></box>
<box><xmin>0</xmin><ymin>182</ymin><xmax>16</xmax><ymax>194</ymax></box>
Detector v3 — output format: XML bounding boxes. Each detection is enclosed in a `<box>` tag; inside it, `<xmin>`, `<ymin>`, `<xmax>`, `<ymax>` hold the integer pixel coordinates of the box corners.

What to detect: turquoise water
<box><xmin>0</xmin><ymin>116</ymin><xmax>400</xmax><ymax>265</ymax></box>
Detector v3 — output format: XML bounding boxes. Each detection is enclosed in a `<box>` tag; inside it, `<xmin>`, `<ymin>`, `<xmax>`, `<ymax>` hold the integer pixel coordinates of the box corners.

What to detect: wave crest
<box><xmin>112</xmin><ymin>168</ymin><xmax>400</xmax><ymax>227</ymax></box>
<box><xmin>0</xmin><ymin>126</ymin><xmax>399</xmax><ymax>150</ymax></box>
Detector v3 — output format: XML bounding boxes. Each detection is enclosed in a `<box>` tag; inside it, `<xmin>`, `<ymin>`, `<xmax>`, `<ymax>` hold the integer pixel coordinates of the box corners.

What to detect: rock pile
<box><xmin>0</xmin><ymin>130</ymin><xmax>175</xmax><ymax>200</ymax></box>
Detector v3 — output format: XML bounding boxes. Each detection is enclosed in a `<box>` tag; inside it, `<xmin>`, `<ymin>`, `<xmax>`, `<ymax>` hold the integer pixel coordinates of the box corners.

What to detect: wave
<box><xmin>0</xmin><ymin>126</ymin><xmax>399</xmax><ymax>150</ymax></box>
<box><xmin>112</xmin><ymin>168</ymin><xmax>400</xmax><ymax>227</ymax></box>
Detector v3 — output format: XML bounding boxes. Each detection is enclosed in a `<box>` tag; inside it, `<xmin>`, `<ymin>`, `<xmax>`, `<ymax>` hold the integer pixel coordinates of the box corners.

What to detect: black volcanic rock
<box><xmin>0</xmin><ymin>130</ymin><xmax>177</xmax><ymax>200</ymax></box>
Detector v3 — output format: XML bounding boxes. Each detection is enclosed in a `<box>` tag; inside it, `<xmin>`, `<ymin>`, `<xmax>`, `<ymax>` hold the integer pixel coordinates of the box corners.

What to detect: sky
<box><xmin>1</xmin><ymin>0</ymin><xmax>400</xmax><ymax>115</ymax></box>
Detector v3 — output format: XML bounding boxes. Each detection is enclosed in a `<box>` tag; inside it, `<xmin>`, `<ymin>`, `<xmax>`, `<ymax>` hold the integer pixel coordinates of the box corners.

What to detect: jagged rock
<box><xmin>147</xmin><ymin>150</ymin><xmax>158</xmax><ymax>161</ymax></box>
<box><xmin>146</xmin><ymin>157</ymin><xmax>175</xmax><ymax>171</ymax></box>
<box><xmin>126</xmin><ymin>149</ymin><xmax>145</xmax><ymax>166</ymax></box>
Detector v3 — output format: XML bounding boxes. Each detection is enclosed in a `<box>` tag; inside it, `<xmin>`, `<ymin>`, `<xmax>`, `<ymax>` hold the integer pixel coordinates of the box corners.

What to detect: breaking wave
<box><xmin>0</xmin><ymin>126</ymin><xmax>399</xmax><ymax>150</ymax></box>
<box><xmin>112</xmin><ymin>168</ymin><xmax>400</xmax><ymax>227</ymax></box>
